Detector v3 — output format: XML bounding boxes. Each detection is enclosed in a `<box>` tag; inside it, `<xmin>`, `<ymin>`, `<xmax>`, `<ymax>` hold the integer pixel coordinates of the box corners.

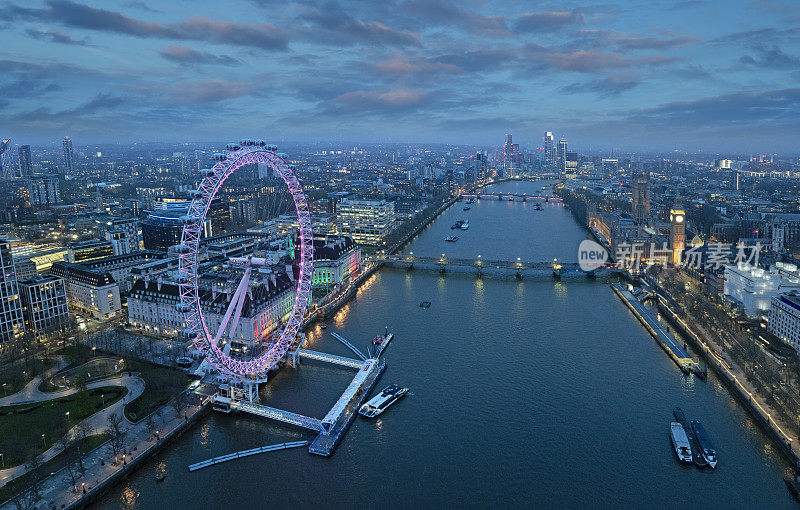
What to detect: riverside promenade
<box><xmin>0</xmin><ymin>396</ymin><xmax>208</xmax><ymax>510</ymax></box>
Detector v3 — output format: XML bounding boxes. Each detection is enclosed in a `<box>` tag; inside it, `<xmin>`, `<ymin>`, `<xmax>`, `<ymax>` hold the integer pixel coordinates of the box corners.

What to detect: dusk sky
<box><xmin>2</xmin><ymin>0</ymin><xmax>799</xmax><ymax>152</ymax></box>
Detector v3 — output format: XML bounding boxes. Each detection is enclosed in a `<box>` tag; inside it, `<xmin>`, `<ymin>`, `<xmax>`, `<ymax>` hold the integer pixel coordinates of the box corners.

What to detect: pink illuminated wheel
<box><xmin>177</xmin><ymin>140</ymin><xmax>312</xmax><ymax>379</ymax></box>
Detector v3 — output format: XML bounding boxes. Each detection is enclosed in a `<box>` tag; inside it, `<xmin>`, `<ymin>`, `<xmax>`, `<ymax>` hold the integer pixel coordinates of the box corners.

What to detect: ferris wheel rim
<box><xmin>177</xmin><ymin>144</ymin><xmax>313</xmax><ymax>379</ymax></box>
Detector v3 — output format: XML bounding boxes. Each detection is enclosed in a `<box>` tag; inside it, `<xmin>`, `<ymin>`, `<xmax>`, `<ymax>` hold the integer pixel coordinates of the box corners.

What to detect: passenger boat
<box><xmin>463</xmin><ymin>206</ymin><xmax>471</xmax><ymax>211</ymax></box>
<box><xmin>690</xmin><ymin>420</ymin><xmax>717</xmax><ymax>468</ymax></box>
<box><xmin>670</xmin><ymin>421</ymin><xmax>693</xmax><ymax>463</ymax></box>
<box><xmin>419</xmin><ymin>301</ymin><xmax>431</xmax><ymax>309</ymax></box>
<box><xmin>451</xmin><ymin>220</ymin><xmax>464</xmax><ymax>230</ymax></box>
<box><xmin>445</xmin><ymin>235</ymin><xmax>459</xmax><ymax>242</ymax></box>
<box><xmin>460</xmin><ymin>221</ymin><xmax>470</xmax><ymax>230</ymax></box>
<box><xmin>359</xmin><ymin>384</ymin><xmax>408</xmax><ymax>418</ymax></box>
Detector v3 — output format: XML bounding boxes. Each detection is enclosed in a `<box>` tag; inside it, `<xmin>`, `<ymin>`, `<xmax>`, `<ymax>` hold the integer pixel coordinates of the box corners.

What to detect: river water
<box><xmin>95</xmin><ymin>180</ymin><xmax>795</xmax><ymax>509</ymax></box>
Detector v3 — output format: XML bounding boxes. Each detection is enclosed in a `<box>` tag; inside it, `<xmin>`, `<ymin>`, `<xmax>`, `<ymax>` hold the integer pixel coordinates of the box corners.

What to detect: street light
<box><xmin>41</xmin><ymin>434</ymin><xmax>45</xmax><ymax>448</ymax></box>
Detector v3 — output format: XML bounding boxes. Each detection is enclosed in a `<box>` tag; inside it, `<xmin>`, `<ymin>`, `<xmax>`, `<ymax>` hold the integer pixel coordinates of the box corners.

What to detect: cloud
<box><xmin>615</xmin><ymin>35</ymin><xmax>698</xmax><ymax>50</ymax></box>
<box><xmin>513</xmin><ymin>11</ymin><xmax>584</xmax><ymax>33</ymax></box>
<box><xmin>169</xmin><ymin>79</ymin><xmax>256</xmax><ymax>103</ymax></box>
<box><xmin>521</xmin><ymin>44</ymin><xmax>676</xmax><ymax>73</ymax></box>
<box><xmin>397</xmin><ymin>0</ymin><xmax>509</xmax><ymax>36</ymax></box>
<box><xmin>626</xmin><ymin>88</ymin><xmax>800</xmax><ymax>127</ymax></box>
<box><xmin>9</xmin><ymin>92</ymin><xmax>129</xmax><ymax>122</ymax></box>
<box><xmin>8</xmin><ymin>0</ymin><xmax>289</xmax><ymax>50</ymax></box>
<box><xmin>374</xmin><ymin>55</ymin><xmax>463</xmax><ymax>75</ymax></box>
<box><xmin>329</xmin><ymin>88</ymin><xmax>433</xmax><ymax>113</ymax></box>
<box><xmin>122</xmin><ymin>1</ymin><xmax>159</xmax><ymax>12</ymax></box>
<box><xmin>739</xmin><ymin>44</ymin><xmax>800</xmax><ymax>70</ymax></box>
<box><xmin>561</xmin><ymin>76</ymin><xmax>641</xmax><ymax>97</ymax></box>
<box><xmin>298</xmin><ymin>2</ymin><xmax>421</xmax><ymax>47</ymax></box>
<box><xmin>159</xmin><ymin>45</ymin><xmax>240</xmax><ymax>66</ymax></box>
<box><xmin>26</xmin><ymin>28</ymin><xmax>88</xmax><ymax>45</ymax></box>
<box><xmin>435</xmin><ymin>48</ymin><xmax>518</xmax><ymax>72</ymax></box>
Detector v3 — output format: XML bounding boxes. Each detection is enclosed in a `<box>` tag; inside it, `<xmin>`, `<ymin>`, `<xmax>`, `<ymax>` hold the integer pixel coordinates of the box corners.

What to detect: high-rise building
<box><xmin>543</xmin><ymin>132</ymin><xmax>555</xmax><ymax>169</ymax></box>
<box><xmin>474</xmin><ymin>151</ymin><xmax>488</xmax><ymax>182</ymax></box>
<box><xmin>502</xmin><ymin>134</ymin><xmax>520</xmax><ymax>169</ymax></box>
<box><xmin>337</xmin><ymin>198</ymin><xmax>396</xmax><ymax>245</ymax></box>
<box><xmin>26</xmin><ymin>175</ymin><xmax>61</xmax><ymax>206</ymax></box>
<box><xmin>670</xmin><ymin>196</ymin><xmax>686</xmax><ymax>266</ymax></box>
<box><xmin>557</xmin><ymin>135</ymin><xmax>568</xmax><ymax>175</ymax></box>
<box><xmin>18</xmin><ymin>274</ymin><xmax>69</xmax><ymax>342</ymax></box>
<box><xmin>631</xmin><ymin>171</ymin><xmax>650</xmax><ymax>226</ymax></box>
<box><xmin>62</xmin><ymin>137</ymin><xmax>74</xmax><ymax>174</ymax></box>
<box><xmin>0</xmin><ymin>239</ymin><xmax>25</xmax><ymax>344</ymax></box>
<box><xmin>18</xmin><ymin>145</ymin><xmax>32</xmax><ymax>176</ymax></box>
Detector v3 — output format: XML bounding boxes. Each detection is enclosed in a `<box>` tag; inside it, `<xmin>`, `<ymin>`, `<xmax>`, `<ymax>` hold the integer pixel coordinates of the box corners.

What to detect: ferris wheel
<box><xmin>177</xmin><ymin>140</ymin><xmax>313</xmax><ymax>381</ymax></box>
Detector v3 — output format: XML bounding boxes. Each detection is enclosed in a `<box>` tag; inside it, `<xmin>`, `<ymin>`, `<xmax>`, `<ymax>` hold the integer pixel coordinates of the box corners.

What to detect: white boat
<box><xmin>359</xmin><ymin>384</ymin><xmax>408</xmax><ymax>418</ymax></box>
<box><xmin>670</xmin><ymin>421</ymin><xmax>693</xmax><ymax>463</ymax></box>
<box><xmin>460</xmin><ymin>221</ymin><xmax>470</xmax><ymax>230</ymax></box>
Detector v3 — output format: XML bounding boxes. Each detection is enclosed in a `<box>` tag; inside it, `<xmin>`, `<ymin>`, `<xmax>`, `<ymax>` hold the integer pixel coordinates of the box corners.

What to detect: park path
<box><xmin>0</xmin><ymin>356</ymin><xmax>68</xmax><ymax>406</ymax></box>
<box><xmin>0</xmin><ymin>374</ymin><xmax>145</xmax><ymax>485</ymax></box>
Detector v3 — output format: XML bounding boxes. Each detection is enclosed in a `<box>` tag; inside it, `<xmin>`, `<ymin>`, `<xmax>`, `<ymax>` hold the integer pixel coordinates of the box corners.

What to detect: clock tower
<box><xmin>670</xmin><ymin>196</ymin><xmax>685</xmax><ymax>266</ymax></box>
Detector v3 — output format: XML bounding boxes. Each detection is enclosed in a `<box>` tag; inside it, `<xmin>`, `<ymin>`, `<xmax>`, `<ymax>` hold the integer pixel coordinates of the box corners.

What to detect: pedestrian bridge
<box><xmin>227</xmin><ymin>398</ymin><xmax>324</xmax><ymax>431</ymax></box>
<box><xmin>298</xmin><ymin>349</ymin><xmax>363</xmax><ymax>369</ymax></box>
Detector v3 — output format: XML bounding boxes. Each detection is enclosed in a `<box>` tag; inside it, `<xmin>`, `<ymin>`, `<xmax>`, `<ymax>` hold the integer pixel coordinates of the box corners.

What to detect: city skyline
<box><xmin>2</xmin><ymin>0</ymin><xmax>799</xmax><ymax>151</ymax></box>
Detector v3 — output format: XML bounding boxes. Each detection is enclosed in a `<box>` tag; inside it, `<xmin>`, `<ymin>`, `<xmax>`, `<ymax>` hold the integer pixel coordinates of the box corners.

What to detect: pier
<box><xmin>611</xmin><ymin>283</ymin><xmax>695</xmax><ymax>372</ymax></box>
<box><xmin>188</xmin><ymin>441</ymin><xmax>309</xmax><ymax>471</ymax></box>
<box><xmin>310</xmin><ymin>358</ymin><xmax>386</xmax><ymax>456</ymax></box>
<box><xmin>217</xmin><ymin>397</ymin><xmax>324</xmax><ymax>431</ymax></box>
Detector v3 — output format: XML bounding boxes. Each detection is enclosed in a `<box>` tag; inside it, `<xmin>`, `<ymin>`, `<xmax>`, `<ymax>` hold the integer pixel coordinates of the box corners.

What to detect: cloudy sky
<box><xmin>2</xmin><ymin>0</ymin><xmax>799</xmax><ymax>152</ymax></box>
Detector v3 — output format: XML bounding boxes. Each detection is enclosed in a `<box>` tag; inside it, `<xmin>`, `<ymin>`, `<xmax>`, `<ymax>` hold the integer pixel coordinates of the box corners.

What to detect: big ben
<box><xmin>670</xmin><ymin>197</ymin><xmax>685</xmax><ymax>266</ymax></box>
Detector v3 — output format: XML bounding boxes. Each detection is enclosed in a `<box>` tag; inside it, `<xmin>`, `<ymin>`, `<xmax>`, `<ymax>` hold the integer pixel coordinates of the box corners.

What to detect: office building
<box><xmin>62</xmin><ymin>137</ymin><xmax>74</xmax><ymax>174</ymax></box>
<box><xmin>0</xmin><ymin>239</ymin><xmax>25</xmax><ymax>344</ymax></box>
<box><xmin>18</xmin><ymin>145</ymin><xmax>32</xmax><ymax>176</ymax></box>
<box><xmin>769</xmin><ymin>292</ymin><xmax>800</xmax><ymax>352</ymax></box>
<box><xmin>337</xmin><ymin>198</ymin><xmax>396</xmax><ymax>245</ymax></box>
<box><xmin>68</xmin><ymin>239</ymin><xmax>114</xmax><ymax>264</ymax></box>
<box><xmin>543</xmin><ymin>132</ymin><xmax>555</xmax><ymax>169</ymax></box>
<box><xmin>96</xmin><ymin>217</ymin><xmax>140</xmax><ymax>254</ymax></box>
<box><xmin>50</xmin><ymin>262</ymin><xmax>122</xmax><ymax>320</ymax></box>
<box><xmin>18</xmin><ymin>274</ymin><xmax>69</xmax><ymax>342</ymax></box>
<box><xmin>631</xmin><ymin>171</ymin><xmax>650</xmax><ymax>226</ymax></box>
<box><xmin>724</xmin><ymin>262</ymin><xmax>800</xmax><ymax>317</ymax></box>
<box><xmin>557</xmin><ymin>135</ymin><xmax>568</xmax><ymax>175</ymax></box>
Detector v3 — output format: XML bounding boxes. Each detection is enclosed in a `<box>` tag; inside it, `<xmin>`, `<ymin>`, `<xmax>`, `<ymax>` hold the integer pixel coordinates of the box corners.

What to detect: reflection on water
<box><xmin>119</xmin><ymin>487</ymin><xmax>139</xmax><ymax>510</ymax></box>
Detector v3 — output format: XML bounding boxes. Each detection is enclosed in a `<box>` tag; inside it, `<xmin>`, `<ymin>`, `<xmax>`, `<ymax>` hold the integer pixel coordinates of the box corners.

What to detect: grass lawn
<box><xmin>0</xmin><ymin>386</ymin><xmax>127</xmax><ymax>467</ymax></box>
<box><xmin>0</xmin><ymin>433</ymin><xmax>110</xmax><ymax>504</ymax></box>
<box><xmin>0</xmin><ymin>358</ymin><xmax>55</xmax><ymax>396</ymax></box>
<box><xmin>123</xmin><ymin>360</ymin><xmax>194</xmax><ymax>422</ymax></box>
<box><xmin>39</xmin><ymin>358</ymin><xmax>126</xmax><ymax>393</ymax></box>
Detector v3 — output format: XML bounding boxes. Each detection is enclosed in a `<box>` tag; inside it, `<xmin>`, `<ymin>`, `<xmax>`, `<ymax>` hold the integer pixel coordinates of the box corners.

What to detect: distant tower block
<box><xmin>670</xmin><ymin>196</ymin><xmax>686</xmax><ymax>266</ymax></box>
<box><xmin>631</xmin><ymin>171</ymin><xmax>650</xmax><ymax>226</ymax></box>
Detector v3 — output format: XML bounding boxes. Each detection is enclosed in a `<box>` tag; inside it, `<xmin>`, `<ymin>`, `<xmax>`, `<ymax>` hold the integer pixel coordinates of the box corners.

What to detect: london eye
<box><xmin>177</xmin><ymin>140</ymin><xmax>313</xmax><ymax>381</ymax></box>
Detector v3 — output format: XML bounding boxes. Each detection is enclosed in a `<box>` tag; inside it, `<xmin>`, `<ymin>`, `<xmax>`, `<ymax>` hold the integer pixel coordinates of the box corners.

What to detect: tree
<box><xmin>169</xmin><ymin>391</ymin><xmax>187</xmax><ymax>418</ymax></box>
<box><xmin>104</xmin><ymin>412</ymin><xmax>126</xmax><ymax>465</ymax></box>
<box><xmin>145</xmin><ymin>413</ymin><xmax>157</xmax><ymax>437</ymax></box>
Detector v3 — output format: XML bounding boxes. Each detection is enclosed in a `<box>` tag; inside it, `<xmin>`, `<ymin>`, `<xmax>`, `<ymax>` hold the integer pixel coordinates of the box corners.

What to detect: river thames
<box><xmin>96</xmin><ymin>180</ymin><xmax>795</xmax><ymax>509</ymax></box>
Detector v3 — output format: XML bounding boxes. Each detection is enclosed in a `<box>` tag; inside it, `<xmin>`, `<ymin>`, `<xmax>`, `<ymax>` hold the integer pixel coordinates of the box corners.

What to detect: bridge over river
<box><xmin>382</xmin><ymin>255</ymin><xmax>610</xmax><ymax>278</ymax></box>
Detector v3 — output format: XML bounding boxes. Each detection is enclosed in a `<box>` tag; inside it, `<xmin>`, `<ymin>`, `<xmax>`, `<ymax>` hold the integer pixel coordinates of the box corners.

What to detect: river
<box><xmin>95</xmin><ymin>180</ymin><xmax>795</xmax><ymax>509</ymax></box>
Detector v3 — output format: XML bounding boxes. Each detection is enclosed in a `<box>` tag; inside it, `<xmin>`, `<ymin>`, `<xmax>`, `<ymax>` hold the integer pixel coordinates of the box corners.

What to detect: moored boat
<box><xmin>670</xmin><ymin>421</ymin><xmax>693</xmax><ymax>463</ymax></box>
<box><xmin>690</xmin><ymin>420</ymin><xmax>717</xmax><ymax>468</ymax></box>
<box><xmin>359</xmin><ymin>384</ymin><xmax>408</xmax><ymax>418</ymax></box>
